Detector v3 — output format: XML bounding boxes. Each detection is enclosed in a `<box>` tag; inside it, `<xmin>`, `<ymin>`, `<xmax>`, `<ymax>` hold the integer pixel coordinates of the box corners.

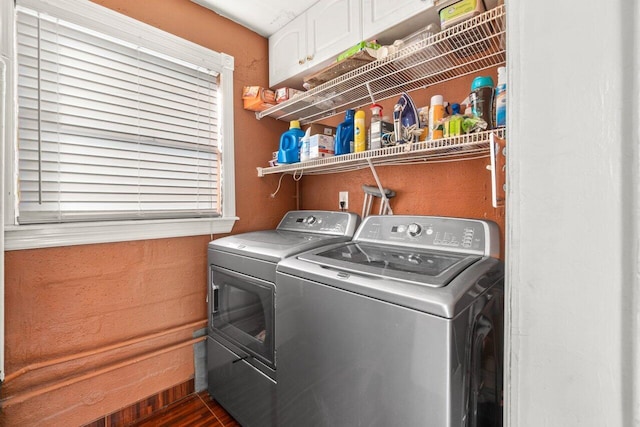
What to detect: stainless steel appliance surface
<box><xmin>276</xmin><ymin>215</ymin><xmax>504</xmax><ymax>427</ymax></box>
<box><xmin>206</xmin><ymin>210</ymin><xmax>360</xmax><ymax>427</ymax></box>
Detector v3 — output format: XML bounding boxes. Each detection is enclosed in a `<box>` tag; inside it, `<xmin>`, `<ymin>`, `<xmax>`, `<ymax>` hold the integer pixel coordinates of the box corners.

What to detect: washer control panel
<box><xmin>277</xmin><ymin>211</ymin><xmax>360</xmax><ymax>236</ymax></box>
<box><xmin>354</xmin><ymin>215</ymin><xmax>499</xmax><ymax>257</ymax></box>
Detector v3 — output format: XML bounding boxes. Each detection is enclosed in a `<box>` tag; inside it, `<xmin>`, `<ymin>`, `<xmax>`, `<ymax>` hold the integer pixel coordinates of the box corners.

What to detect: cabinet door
<box><xmin>362</xmin><ymin>0</ymin><xmax>435</xmax><ymax>41</ymax></box>
<box><xmin>306</xmin><ymin>0</ymin><xmax>361</xmax><ymax>68</ymax></box>
<box><xmin>269</xmin><ymin>13</ymin><xmax>307</xmax><ymax>88</ymax></box>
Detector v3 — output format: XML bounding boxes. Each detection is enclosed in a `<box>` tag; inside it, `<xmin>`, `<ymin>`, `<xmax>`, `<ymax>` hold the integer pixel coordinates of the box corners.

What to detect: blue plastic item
<box><xmin>334</xmin><ymin>109</ymin><xmax>355</xmax><ymax>155</ymax></box>
<box><xmin>471</xmin><ymin>76</ymin><xmax>494</xmax><ymax>91</ymax></box>
<box><xmin>277</xmin><ymin>120</ymin><xmax>305</xmax><ymax>164</ymax></box>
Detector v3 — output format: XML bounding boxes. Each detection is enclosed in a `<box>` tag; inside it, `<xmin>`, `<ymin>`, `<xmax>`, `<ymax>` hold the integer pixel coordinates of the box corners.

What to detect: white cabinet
<box><xmin>269</xmin><ymin>0</ymin><xmax>361</xmax><ymax>88</ymax></box>
<box><xmin>269</xmin><ymin>14</ymin><xmax>306</xmax><ymax>89</ymax></box>
<box><xmin>362</xmin><ymin>0</ymin><xmax>435</xmax><ymax>41</ymax></box>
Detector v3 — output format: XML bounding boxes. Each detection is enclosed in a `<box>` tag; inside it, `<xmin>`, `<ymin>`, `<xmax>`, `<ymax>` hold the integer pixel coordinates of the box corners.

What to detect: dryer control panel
<box><xmin>353</xmin><ymin>215</ymin><xmax>500</xmax><ymax>257</ymax></box>
<box><xmin>277</xmin><ymin>210</ymin><xmax>360</xmax><ymax>236</ymax></box>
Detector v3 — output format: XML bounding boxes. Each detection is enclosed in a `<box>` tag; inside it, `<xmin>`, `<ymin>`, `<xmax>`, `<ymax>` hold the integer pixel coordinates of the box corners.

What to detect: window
<box><xmin>3</xmin><ymin>0</ymin><xmax>237</xmax><ymax>249</ymax></box>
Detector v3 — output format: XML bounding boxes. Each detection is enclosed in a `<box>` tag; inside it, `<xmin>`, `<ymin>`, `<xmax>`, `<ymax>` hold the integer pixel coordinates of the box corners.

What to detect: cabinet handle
<box><xmin>298</xmin><ymin>58</ymin><xmax>306</xmax><ymax>65</ymax></box>
<box><xmin>307</xmin><ymin>55</ymin><xmax>314</xmax><ymax>61</ymax></box>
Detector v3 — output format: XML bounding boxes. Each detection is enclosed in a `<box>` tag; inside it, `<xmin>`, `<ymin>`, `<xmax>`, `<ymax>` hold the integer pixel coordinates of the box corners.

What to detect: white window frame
<box><xmin>2</xmin><ymin>0</ymin><xmax>237</xmax><ymax>250</ymax></box>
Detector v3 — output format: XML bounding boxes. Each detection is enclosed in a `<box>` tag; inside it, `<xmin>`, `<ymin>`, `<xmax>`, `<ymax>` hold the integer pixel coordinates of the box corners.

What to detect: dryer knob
<box><xmin>306</xmin><ymin>215</ymin><xmax>317</xmax><ymax>224</ymax></box>
<box><xmin>407</xmin><ymin>223</ymin><xmax>422</xmax><ymax>237</ymax></box>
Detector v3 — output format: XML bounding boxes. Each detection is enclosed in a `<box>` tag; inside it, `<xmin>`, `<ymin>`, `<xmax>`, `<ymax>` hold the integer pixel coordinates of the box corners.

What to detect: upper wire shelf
<box><xmin>256</xmin><ymin>5</ymin><xmax>506</xmax><ymax>125</ymax></box>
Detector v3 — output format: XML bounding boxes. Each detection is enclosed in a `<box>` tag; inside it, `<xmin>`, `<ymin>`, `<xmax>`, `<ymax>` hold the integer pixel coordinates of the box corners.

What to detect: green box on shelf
<box><xmin>337</xmin><ymin>41</ymin><xmax>380</xmax><ymax>62</ymax></box>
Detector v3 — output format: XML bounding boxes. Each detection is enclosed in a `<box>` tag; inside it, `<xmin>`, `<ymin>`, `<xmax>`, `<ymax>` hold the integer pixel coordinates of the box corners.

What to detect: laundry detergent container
<box><xmin>277</xmin><ymin>120</ymin><xmax>304</xmax><ymax>164</ymax></box>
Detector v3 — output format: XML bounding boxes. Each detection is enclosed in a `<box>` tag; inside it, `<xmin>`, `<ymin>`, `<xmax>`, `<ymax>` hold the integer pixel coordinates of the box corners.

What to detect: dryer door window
<box><xmin>209</xmin><ymin>265</ymin><xmax>275</xmax><ymax>368</ymax></box>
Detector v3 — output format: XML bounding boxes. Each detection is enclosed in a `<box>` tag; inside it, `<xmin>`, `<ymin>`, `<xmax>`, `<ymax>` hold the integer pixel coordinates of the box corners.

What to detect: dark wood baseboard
<box><xmin>83</xmin><ymin>378</ymin><xmax>195</xmax><ymax>427</ymax></box>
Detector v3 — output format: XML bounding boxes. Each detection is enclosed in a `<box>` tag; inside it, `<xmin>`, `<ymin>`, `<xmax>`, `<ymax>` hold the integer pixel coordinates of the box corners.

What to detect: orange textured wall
<box><xmin>3</xmin><ymin>237</ymin><xmax>210</xmax><ymax>425</ymax></box>
<box><xmin>1</xmin><ymin>0</ymin><xmax>292</xmax><ymax>425</ymax></box>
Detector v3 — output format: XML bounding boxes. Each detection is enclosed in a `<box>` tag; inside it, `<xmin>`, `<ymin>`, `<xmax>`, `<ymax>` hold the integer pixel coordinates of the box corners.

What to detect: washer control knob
<box><xmin>407</xmin><ymin>223</ymin><xmax>422</xmax><ymax>237</ymax></box>
<box><xmin>306</xmin><ymin>215</ymin><xmax>317</xmax><ymax>225</ymax></box>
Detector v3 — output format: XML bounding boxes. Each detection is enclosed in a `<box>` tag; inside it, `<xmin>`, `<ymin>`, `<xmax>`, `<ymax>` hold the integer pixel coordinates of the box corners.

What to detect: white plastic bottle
<box><xmin>429</xmin><ymin>95</ymin><xmax>445</xmax><ymax>140</ymax></box>
<box><xmin>495</xmin><ymin>66</ymin><xmax>506</xmax><ymax>128</ymax></box>
<box><xmin>368</xmin><ymin>104</ymin><xmax>383</xmax><ymax>150</ymax></box>
<box><xmin>300</xmin><ymin>128</ymin><xmax>311</xmax><ymax>162</ymax></box>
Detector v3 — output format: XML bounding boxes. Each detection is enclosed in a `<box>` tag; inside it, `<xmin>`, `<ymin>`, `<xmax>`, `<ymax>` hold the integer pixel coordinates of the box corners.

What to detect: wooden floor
<box><xmin>131</xmin><ymin>391</ymin><xmax>240</xmax><ymax>427</ymax></box>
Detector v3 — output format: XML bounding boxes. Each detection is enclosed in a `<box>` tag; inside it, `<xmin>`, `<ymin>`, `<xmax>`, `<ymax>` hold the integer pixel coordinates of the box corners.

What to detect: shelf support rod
<box><xmin>366</xmin><ymin>159</ymin><xmax>393</xmax><ymax>215</ymax></box>
<box><xmin>365</xmin><ymin>82</ymin><xmax>376</xmax><ymax>104</ymax></box>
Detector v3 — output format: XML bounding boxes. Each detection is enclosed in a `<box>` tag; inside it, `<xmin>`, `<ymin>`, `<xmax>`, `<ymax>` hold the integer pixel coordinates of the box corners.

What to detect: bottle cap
<box><xmin>370</xmin><ymin>103</ymin><xmax>383</xmax><ymax>115</ymax></box>
<box><xmin>430</xmin><ymin>95</ymin><xmax>444</xmax><ymax>106</ymax></box>
<box><xmin>289</xmin><ymin>120</ymin><xmax>301</xmax><ymax>129</ymax></box>
<box><xmin>452</xmin><ymin>103</ymin><xmax>460</xmax><ymax>114</ymax></box>
<box><xmin>471</xmin><ymin>76</ymin><xmax>494</xmax><ymax>91</ymax></box>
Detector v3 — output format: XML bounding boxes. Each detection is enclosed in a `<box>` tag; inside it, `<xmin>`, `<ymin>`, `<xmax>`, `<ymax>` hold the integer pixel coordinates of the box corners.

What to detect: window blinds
<box><xmin>16</xmin><ymin>7</ymin><xmax>221</xmax><ymax>224</ymax></box>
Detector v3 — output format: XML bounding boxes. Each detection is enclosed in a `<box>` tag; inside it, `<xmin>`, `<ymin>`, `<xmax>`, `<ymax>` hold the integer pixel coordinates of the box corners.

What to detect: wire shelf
<box><xmin>256</xmin><ymin>5</ymin><xmax>506</xmax><ymax>125</ymax></box>
<box><xmin>257</xmin><ymin>128</ymin><xmax>504</xmax><ymax>177</ymax></box>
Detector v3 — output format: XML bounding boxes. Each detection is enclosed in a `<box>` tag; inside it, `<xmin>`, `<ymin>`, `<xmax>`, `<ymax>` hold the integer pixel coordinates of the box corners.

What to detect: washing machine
<box><xmin>275</xmin><ymin>215</ymin><xmax>504</xmax><ymax>427</ymax></box>
<box><xmin>206</xmin><ymin>210</ymin><xmax>360</xmax><ymax>427</ymax></box>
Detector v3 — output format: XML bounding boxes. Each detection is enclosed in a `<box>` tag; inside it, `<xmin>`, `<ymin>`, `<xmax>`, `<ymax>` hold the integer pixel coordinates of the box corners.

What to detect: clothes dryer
<box><xmin>206</xmin><ymin>210</ymin><xmax>360</xmax><ymax>427</ymax></box>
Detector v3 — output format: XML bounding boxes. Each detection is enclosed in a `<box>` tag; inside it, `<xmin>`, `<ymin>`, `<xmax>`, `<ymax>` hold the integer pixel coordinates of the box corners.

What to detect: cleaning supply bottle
<box><xmin>277</xmin><ymin>120</ymin><xmax>305</xmax><ymax>164</ymax></box>
<box><xmin>335</xmin><ymin>109</ymin><xmax>355</xmax><ymax>155</ymax></box>
<box><xmin>354</xmin><ymin>109</ymin><xmax>366</xmax><ymax>152</ymax></box>
<box><xmin>470</xmin><ymin>75</ymin><xmax>495</xmax><ymax>129</ymax></box>
<box><xmin>418</xmin><ymin>106</ymin><xmax>429</xmax><ymax>141</ymax></box>
<box><xmin>300</xmin><ymin>127</ymin><xmax>311</xmax><ymax>162</ymax></box>
<box><xmin>447</xmin><ymin>103</ymin><xmax>463</xmax><ymax>137</ymax></box>
<box><xmin>368</xmin><ymin>104</ymin><xmax>383</xmax><ymax>149</ymax></box>
<box><xmin>429</xmin><ymin>95</ymin><xmax>445</xmax><ymax>140</ymax></box>
<box><xmin>494</xmin><ymin>66</ymin><xmax>507</xmax><ymax>128</ymax></box>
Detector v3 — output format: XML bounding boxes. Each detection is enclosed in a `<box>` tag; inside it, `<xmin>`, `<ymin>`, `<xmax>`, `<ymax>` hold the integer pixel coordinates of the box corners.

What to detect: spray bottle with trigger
<box><xmin>369</xmin><ymin>103</ymin><xmax>383</xmax><ymax>150</ymax></box>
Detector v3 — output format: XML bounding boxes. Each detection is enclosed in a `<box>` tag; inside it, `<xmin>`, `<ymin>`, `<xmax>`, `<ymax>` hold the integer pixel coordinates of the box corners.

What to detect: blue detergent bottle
<box><xmin>277</xmin><ymin>120</ymin><xmax>305</xmax><ymax>164</ymax></box>
<box><xmin>334</xmin><ymin>109</ymin><xmax>355</xmax><ymax>155</ymax></box>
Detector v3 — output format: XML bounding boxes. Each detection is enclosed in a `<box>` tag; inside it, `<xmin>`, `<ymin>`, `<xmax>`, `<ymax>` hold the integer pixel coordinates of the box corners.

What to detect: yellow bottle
<box><xmin>354</xmin><ymin>109</ymin><xmax>366</xmax><ymax>152</ymax></box>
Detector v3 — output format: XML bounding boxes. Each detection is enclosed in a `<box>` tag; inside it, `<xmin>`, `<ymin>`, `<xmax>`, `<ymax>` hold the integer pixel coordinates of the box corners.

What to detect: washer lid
<box><xmin>209</xmin><ymin>230</ymin><xmax>349</xmax><ymax>262</ymax></box>
<box><xmin>209</xmin><ymin>211</ymin><xmax>360</xmax><ymax>263</ymax></box>
<box><xmin>299</xmin><ymin>242</ymin><xmax>481</xmax><ymax>288</ymax></box>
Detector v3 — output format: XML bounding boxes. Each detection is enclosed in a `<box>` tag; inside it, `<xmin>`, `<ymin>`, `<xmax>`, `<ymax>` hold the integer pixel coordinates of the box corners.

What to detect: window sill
<box><xmin>4</xmin><ymin>217</ymin><xmax>238</xmax><ymax>250</ymax></box>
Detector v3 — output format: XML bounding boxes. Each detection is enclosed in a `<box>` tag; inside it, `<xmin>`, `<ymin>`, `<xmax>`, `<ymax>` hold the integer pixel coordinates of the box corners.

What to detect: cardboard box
<box><xmin>306</xmin><ymin>123</ymin><xmax>336</xmax><ymax>137</ymax></box>
<box><xmin>242</xmin><ymin>86</ymin><xmax>276</xmax><ymax>112</ymax></box>
<box><xmin>304</xmin><ymin>50</ymin><xmax>377</xmax><ymax>89</ymax></box>
<box><xmin>337</xmin><ymin>41</ymin><xmax>381</xmax><ymax>62</ymax></box>
<box><xmin>275</xmin><ymin>87</ymin><xmax>304</xmax><ymax>103</ymax></box>
<box><xmin>439</xmin><ymin>0</ymin><xmax>485</xmax><ymax>29</ymax></box>
<box><xmin>309</xmin><ymin>134</ymin><xmax>335</xmax><ymax>159</ymax></box>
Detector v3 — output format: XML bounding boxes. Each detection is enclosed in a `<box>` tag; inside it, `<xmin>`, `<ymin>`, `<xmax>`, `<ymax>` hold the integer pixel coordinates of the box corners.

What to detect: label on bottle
<box><xmin>354</xmin><ymin>117</ymin><xmax>366</xmax><ymax>152</ymax></box>
<box><xmin>370</xmin><ymin>121</ymin><xmax>381</xmax><ymax>149</ymax></box>
<box><xmin>470</xmin><ymin>87</ymin><xmax>494</xmax><ymax>128</ymax></box>
<box><xmin>495</xmin><ymin>85</ymin><xmax>506</xmax><ymax>127</ymax></box>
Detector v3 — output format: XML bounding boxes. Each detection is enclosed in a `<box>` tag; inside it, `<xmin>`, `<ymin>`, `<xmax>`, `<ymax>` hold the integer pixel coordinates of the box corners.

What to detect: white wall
<box><xmin>506</xmin><ymin>0</ymin><xmax>639</xmax><ymax>425</ymax></box>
